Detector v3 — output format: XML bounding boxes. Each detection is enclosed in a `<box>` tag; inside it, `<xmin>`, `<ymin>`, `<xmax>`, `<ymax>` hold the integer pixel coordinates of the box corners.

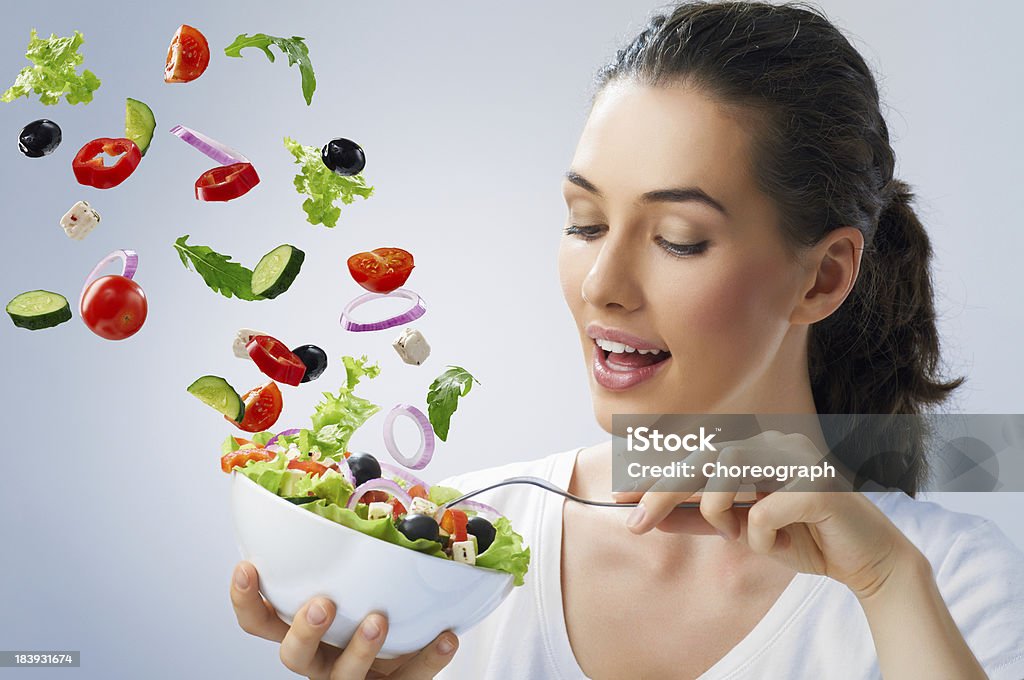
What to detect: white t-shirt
<box><xmin>435</xmin><ymin>447</ymin><xmax>1024</xmax><ymax>680</ymax></box>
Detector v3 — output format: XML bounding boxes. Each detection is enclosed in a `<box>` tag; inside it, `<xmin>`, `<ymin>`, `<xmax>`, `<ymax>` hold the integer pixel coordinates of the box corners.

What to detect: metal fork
<box><xmin>439</xmin><ymin>475</ymin><xmax>756</xmax><ymax>509</ymax></box>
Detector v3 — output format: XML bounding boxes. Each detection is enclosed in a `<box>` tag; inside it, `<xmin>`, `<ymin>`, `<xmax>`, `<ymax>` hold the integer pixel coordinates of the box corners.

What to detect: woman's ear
<box><xmin>790</xmin><ymin>226</ymin><xmax>864</xmax><ymax>325</ymax></box>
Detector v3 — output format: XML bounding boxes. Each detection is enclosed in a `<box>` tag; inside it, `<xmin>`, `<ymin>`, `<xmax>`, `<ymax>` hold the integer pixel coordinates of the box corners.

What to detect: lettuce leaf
<box><xmin>237</xmin><ymin>454</ymin><xmax>289</xmax><ymax>493</ymax></box>
<box><xmin>302</xmin><ymin>500</ymin><xmax>447</xmax><ymax>557</ymax></box>
<box><xmin>476</xmin><ymin>516</ymin><xmax>531</xmax><ymax>587</ymax></box>
<box><xmin>2</xmin><ymin>30</ymin><xmax>101</xmax><ymax>105</ymax></box>
<box><xmin>284</xmin><ymin>137</ymin><xmax>373</xmax><ymax>227</ymax></box>
<box><xmin>427</xmin><ymin>485</ymin><xmax>462</xmax><ymax>506</ymax></box>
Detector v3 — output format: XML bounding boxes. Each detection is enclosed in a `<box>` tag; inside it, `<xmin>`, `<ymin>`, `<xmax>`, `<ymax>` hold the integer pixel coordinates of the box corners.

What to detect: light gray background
<box><xmin>0</xmin><ymin>1</ymin><xmax>1020</xmax><ymax>677</ymax></box>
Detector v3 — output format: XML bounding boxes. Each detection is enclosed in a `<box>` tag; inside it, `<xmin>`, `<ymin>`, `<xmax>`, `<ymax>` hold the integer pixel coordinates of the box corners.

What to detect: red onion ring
<box><xmin>169</xmin><ymin>125</ymin><xmax>249</xmax><ymax>165</ymax></box>
<box><xmin>346</xmin><ymin>477</ymin><xmax>412</xmax><ymax>511</ymax></box>
<box><xmin>79</xmin><ymin>249</ymin><xmax>138</xmax><ymax>308</ymax></box>
<box><xmin>340</xmin><ymin>288</ymin><xmax>426</xmax><ymax>332</ymax></box>
<box><xmin>433</xmin><ymin>500</ymin><xmax>502</xmax><ymax>523</ymax></box>
<box><xmin>379</xmin><ymin>462</ymin><xmax>429</xmax><ymax>490</ymax></box>
<box><xmin>382</xmin><ymin>404</ymin><xmax>435</xmax><ymax>470</ymax></box>
<box><xmin>266</xmin><ymin>428</ymin><xmax>301</xmax><ymax>448</ymax></box>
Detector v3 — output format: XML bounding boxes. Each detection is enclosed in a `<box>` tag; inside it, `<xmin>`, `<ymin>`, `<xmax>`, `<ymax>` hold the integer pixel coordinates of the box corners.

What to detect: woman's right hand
<box><xmin>230</xmin><ymin>561</ymin><xmax>459</xmax><ymax>679</ymax></box>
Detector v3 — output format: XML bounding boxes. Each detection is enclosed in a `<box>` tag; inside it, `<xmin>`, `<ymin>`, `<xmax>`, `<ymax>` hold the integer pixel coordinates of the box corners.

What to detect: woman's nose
<box><xmin>580</xmin><ymin>235</ymin><xmax>644</xmax><ymax>312</ymax></box>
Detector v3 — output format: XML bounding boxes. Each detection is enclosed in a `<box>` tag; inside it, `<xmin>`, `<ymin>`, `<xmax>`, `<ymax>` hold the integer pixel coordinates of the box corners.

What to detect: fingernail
<box><xmin>307</xmin><ymin>601</ymin><xmax>328</xmax><ymax>626</ymax></box>
<box><xmin>361</xmin><ymin>616</ymin><xmax>382</xmax><ymax>641</ymax></box>
<box><xmin>436</xmin><ymin>635</ymin><xmax>455</xmax><ymax>655</ymax></box>
<box><xmin>233</xmin><ymin>566</ymin><xmax>250</xmax><ymax>590</ymax></box>
<box><xmin>626</xmin><ymin>504</ymin><xmax>646</xmax><ymax>530</ymax></box>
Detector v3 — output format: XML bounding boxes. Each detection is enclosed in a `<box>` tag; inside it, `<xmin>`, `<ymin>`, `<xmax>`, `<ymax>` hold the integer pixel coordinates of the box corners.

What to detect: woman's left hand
<box><xmin>612</xmin><ymin>430</ymin><xmax>917</xmax><ymax>599</ymax></box>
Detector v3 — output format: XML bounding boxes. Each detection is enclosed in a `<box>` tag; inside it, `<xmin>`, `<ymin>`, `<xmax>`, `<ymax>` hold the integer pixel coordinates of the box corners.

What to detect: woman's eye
<box><xmin>563</xmin><ymin>224</ymin><xmax>605</xmax><ymax>240</ymax></box>
<box><xmin>656</xmin><ymin>236</ymin><xmax>710</xmax><ymax>258</ymax></box>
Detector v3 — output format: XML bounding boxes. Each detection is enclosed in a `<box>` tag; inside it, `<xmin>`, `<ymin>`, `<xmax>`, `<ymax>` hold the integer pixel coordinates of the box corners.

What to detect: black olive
<box><xmin>466</xmin><ymin>516</ymin><xmax>496</xmax><ymax>553</ymax></box>
<box><xmin>346</xmin><ymin>452</ymin><xmax>381</xmax><ymax>487</ymax></box>
<box><xmin>398</xmin><ymin>513</ymin><xmax>440</xmax><ymax>542</ymax></box>
<box><xmin>321</xmin><ymin>138</ymin><xmax>366</xmax><ymax>176</ymax></box>
<box><xmin>19</xmin><ymin>119</ymin><xmax>62</xmax><ymax>158</ymax></box>
<box><xmin>292</xmin><ymin>344</ymin><xmax>328</xmax><ymax>383</ymax></box>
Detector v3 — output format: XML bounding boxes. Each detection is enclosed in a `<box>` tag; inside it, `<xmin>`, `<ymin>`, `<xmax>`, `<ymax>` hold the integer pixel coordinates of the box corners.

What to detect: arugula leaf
<box><xmin>284</xmin><ymin>137</ymin><xmax>374</xmax><ymax>228</ymax></box>
<box><xmin>426</xmin><ymin>366</ymin><xmax>480</xmax><ymax>442</ymax></box>
<box><xmin>224</xmin><ymin>34</ymin><xmax>316</xmax><ymax>105</ymax></box>
<box><xmin>173</xmin><ymin>235</ymin><xmax>261</xmax><ymax>301</ymax></box>
<box><xmin>2</xmin><ymin>30</ymin><xmax>101</xmax><ymax>106</ymax></box>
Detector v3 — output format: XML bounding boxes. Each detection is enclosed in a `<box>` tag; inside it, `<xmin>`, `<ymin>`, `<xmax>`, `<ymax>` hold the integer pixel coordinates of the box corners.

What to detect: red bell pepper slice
<box><xmin>72</xmin><ymin>138</ymin><xmax>142</xmax><ymax>190</ymax></box>
<box><xmin>195</xmin><ymin>162</ymin><xmax>260</xmax><ymax>202</ymax></box>
<box><xmin>246</xmin><ymin>335</ymin><xmax>306</xmax><ymax>386</ymax></box>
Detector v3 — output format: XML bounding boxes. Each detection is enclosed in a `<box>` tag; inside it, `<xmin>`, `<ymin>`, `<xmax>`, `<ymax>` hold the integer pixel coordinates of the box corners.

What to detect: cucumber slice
<box><xmin>187</xmin><ymin>375</ymin><xmax>245</xmax><ymax>422</ymax></box>
<box><xmin>125</xmin><ymin>98</ymin><xmax>156</xmax><ymax>156</ymax></box>
<box><xmin>6</xmin><ymin>290</ymin><xmax>72</xmax><ymax>330</ymax></box>
<box><xmin>252</xmin><ymin>245</ymin><xmax>305</xmax><ymax>299</ymax></box>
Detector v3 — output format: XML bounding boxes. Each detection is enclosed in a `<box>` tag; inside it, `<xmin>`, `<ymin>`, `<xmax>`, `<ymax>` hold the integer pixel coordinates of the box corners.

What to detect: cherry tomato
<box><xmin>229</xmin><ymin>382</ymin><xmax>283</xmax><ymax>433</ymax></box>
<box><xmin>347</xmin><ymin>247</ymin><xmax>415</xmax><ymax>294</ymax></box>
<box><xmin>80</xmin><ymin>275</ymin><xmax>148</xmax><ymax>340</ymax></box>
<box><xmin>408</xmin><ymin>485</ymin><xmax>428</xmax><ymax>499</ymax></box>
<box><xmin>220</xmin><ymin>448</ymin><xmax>274</xmax><ymax>473</ymax></box>
<box><xmin>287</xmin><ymin>459</ymin><xmax>330</xmax><ymax>477</ymax></box>
<box><xmin>164</xmin><ymin>24</ymin><xmax>210</xmax><ymax>83</ymax></box>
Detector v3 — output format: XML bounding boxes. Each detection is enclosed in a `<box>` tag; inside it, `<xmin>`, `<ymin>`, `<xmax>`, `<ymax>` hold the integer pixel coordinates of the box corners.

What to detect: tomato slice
<box><xmin>220</xmin><ymin>447</ymin><xmax>274</xmax><ymax>473</ymax></box>
<box><xmin>228</xmin><ymin>382</ymin><xmax>283</xmax><ymax>433</ymax></box>
<box><xmin>347</xmin><ymin>247</ymin><xmax>415</xmax><ymax>294</ymax></box>
<box><xmin>165</xmin><ymin>24</ymin><xmax>210</xmax><ymax>83</ymax></box>
<box><xmin>357</xmin><ymin>490</ymin><xmax>390</xmax><ymax>504</ymax></box>
<box><xmin>390</xmin><ymin>497</ymin><xmax>406</xmax><ymax>519</ymax></box>
<box><xmin>195</xmin><ymin>162</ymin><xmax>260</xmax><ymax>202</ymax></box>
<box><xmin>408</xmin><ymin>484</ymin><xmax>428</xmax><ymax>499</ymax></box>
<box><xmin>287</xmin><ymin>459</ymin><xmax>330</xmax><ymax>477</ymax></box>
<box><xmin>246</xmin><ymin>335</ymin><xmax>306</xmax><ymax>386</ymax></box>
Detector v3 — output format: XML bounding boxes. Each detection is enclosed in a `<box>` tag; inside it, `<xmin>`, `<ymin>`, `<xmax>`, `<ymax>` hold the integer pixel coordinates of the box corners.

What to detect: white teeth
<box><xmin>594</xmin><ymin>337</ymin><xmax>665</xmax><ymax>354</ymax></box>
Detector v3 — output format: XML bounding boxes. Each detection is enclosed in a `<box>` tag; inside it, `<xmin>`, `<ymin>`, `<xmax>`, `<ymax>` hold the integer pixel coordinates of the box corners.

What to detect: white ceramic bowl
<box><xmin>230</xmin><ymin>472</ymin><xmax>515</xmax><ymax>658</ymax></box>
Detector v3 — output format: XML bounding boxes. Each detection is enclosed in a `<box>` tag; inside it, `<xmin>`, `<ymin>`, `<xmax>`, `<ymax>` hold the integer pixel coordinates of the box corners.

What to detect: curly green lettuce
<box><xmin>284</xmin><ymin>137</ymin><xmax>373</xmax><ymax>227</ymax></box>
<box><xmin>2</xmin><ymin>30</ymin><xmax>101</xmax><ymax>105</ymax></box>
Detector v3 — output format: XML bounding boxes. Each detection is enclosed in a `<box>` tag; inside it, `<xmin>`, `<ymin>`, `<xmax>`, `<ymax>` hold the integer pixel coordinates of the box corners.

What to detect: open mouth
<box><xmin>593</xmin><ymin>339</ymin><xmax>672</xmax><ymax>372</ymax></box>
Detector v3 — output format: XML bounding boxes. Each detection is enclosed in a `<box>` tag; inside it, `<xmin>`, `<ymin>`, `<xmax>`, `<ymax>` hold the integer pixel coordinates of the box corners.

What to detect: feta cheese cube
<box><xmin>232</xmin><ymin>328</ymin><xmax>268</xmax><ymax>359</ymax></box>
<box><xmin>60</xmin><ymin>200</ymin><xmax>100</xmax><ymax>240</ymax></box>
<box><xmin>392</xmin><ymin>327</ymin><xmax>431</xmax><ymax>366</ymax></box>
<box><xmin>410</xmin><ymin>496</ymin><xmax>438</xmax><ymax>516</ymax></box>
<box><xmin>452</xmin><ymin>540</ymin><xmax>477</xmax><ymax>565</ymax></box>
<box><xmin>367</xmin><ymin>501</ymin><xmax>392</xmax><ymax>521</ymax></box>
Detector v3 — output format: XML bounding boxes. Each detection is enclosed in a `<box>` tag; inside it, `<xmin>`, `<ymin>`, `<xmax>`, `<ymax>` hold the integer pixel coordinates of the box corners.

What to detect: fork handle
<box><xmin>441</xmin><ymin>475</ymin><xmax>755</xmax><ymax>509</ymax></box>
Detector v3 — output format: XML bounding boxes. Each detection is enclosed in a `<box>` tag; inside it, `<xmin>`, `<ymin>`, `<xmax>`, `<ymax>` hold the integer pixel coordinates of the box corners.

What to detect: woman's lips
<box><xmin>591</xmin><ymin>340</ymin><xmax>671</xmax><ymax>391</ymax></box>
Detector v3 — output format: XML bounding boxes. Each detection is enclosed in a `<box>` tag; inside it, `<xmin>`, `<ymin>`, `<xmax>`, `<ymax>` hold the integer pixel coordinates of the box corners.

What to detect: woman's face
<box><xmin>559</xmin><ymin>81</ymin><xmax>815</xmax><ymax>432</ymax></box>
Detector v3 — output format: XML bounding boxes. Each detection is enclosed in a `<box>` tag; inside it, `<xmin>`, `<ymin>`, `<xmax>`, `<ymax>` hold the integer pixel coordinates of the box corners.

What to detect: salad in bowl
<box><xmin>209</xmin><ymin>355</ymin><xmax>530</xmax><ymax>656</ymax></box>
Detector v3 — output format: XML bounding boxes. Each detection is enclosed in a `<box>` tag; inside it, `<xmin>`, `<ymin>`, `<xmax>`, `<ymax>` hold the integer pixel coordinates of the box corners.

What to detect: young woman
<box><xmin>229</xmin><ymin>3</ymin><xmax>1024</xmax><ymax>678</ymax></box>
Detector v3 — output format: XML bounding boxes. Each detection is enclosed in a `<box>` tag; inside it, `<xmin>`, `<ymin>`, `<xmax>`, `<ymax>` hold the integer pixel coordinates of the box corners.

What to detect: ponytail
<box><xmin>807</xmin><ymin>181</ymin><xmax>966</xmax><ymax>494</ymax></box>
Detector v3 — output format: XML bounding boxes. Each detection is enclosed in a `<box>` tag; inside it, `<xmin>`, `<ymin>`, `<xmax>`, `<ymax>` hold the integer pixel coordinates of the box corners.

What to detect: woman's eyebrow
<box><xmin>564</xmin><ymin>170</ymin><xmax>728</xmax><ymax>216</ymax></box>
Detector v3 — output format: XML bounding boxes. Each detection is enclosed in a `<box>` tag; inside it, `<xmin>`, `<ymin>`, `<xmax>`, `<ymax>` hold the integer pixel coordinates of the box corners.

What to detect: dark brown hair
<box><xmin>595</xmin><ymin>1</ymin><xmax>965</xmax><ymax>493</ymax></box>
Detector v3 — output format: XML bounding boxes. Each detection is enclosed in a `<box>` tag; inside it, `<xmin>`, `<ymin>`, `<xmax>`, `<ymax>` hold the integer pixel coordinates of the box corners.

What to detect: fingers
<box><xmin>279</xmin><ymin>598</ymin><xmax>340</xmax><ymax>679</ymax></box>
<box><xmin>746</xmin><ymin>491</ymin><xmax>829</xmax><ymax>555</ymax></box>
<box><xmin>328</xmin><ymin>614</ymin><xmax>389</xmax><ymax>680</ymax></box>
<box><xmin>696</xmin><ymin>444</ymin><xmax>751</xmax><ymax>540</ymax></box>
<box><xmin>230</xmin><ymin>561</ymin><xmax>290</xmax><ymax>643</ymax></box>
<box><xmin>389</xmin><ymin>631</ymin><xmax>459</xmax><ymax>680</ymax></box>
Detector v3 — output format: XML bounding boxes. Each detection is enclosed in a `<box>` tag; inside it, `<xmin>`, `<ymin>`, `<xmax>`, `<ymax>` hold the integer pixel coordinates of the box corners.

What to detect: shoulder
<box><xmin>868</xmin><ymin>492</ymin><xmax>1024</xmax><ymax>677</ymax></box>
